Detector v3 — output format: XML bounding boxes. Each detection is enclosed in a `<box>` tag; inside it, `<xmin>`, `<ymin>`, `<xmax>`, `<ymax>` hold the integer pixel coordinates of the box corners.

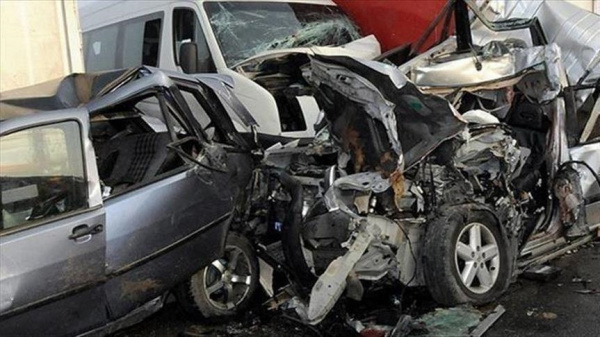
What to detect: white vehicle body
<box><xmin>79</xmin><ymin>0</ymin><xmax>381</xmax><ymax>141</ymax></box>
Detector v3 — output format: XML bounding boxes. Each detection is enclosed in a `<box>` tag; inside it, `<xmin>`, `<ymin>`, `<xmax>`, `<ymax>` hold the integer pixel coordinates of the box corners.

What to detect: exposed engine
<box><xmin>286</xmin><ymin>45</ymin><xmax>590</xmax><ymax>324</ymax></box>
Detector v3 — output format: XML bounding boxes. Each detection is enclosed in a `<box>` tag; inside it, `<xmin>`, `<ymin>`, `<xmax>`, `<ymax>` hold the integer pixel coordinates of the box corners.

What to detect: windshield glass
<box><xmin>204</xmin><ymin>1</ymin><xmax>361</xmax><ymax>67</ymax></box>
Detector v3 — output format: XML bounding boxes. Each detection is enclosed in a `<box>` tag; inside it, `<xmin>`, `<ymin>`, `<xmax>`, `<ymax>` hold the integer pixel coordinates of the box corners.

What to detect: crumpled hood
<box><xmin>232</xmin><ymin>35</ymin><xmax>381</xmax><ymax>69</ymax></box>
<box><xmin>306</xmin><ymin>55</ymin><xmax>466</xmax><ymax>175</ymax></box>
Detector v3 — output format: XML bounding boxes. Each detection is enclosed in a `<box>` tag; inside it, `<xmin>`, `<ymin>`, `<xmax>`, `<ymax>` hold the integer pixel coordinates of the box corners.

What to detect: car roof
<box><xmin>79</xmin><ymin>0</ymin><xmax>337</xmax><ymax>31</ymax></box>
<box><xmin>0</xmin><ymin>69</ymin><xmax>134</xmax><ymax>121</ymax></box>
<box><xmin>0</xmin><ymin>67</ymin><xmax>195</xmax><ymax>121</ymax></box>
<box><xmin>0</xmin><ymin>67</ymin><xmax>258</xmax><ymax>132</ymax></box>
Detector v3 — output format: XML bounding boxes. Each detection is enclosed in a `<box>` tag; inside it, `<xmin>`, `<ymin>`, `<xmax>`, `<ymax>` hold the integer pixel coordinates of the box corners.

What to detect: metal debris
<box><xmin>522</xmin><ymin>265</ymin><xmax>562</xmax><ymax>282</ymax></box>
<box><xmin>469</xmin><ymin>305</ymin><xmax>505</xmax><ymax>337</ymax></box>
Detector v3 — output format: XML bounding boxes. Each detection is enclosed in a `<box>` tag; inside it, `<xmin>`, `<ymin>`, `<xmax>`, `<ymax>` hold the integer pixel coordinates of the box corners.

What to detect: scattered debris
<box><xmin>469</xmin><ymin>305</ymin><xmax>506</xmax><ymax>337</ymax></box>
<box><xmin>522</xmin><ymin>265</ymin><xmax>562</xmax><ymax>282</ymax></box>
<box><xmin>359</xmin><ymin>325</ymin><xmax>393</xmax><ymax>337</ymax></box>
<box><xmin>571</xmin><ymin>277</ymin><xmax>592</xmax><ymax>284</ymax></box>
<box><xmin>390</xmin><ymin>315</ymin><xmax>414</xmax><ymax>337</ymax></box>
<box><xmin>526</xmin><ymin>309</ymin><xmax>559</xmax><ymax>320</ymax></box>
<box><xmin>417</xmin><ymin>306</ymin><xmax>482</xmax><ymax>336</ymax></box>
<box><xmin>526</xmin><ymin>308</ymin><xmax>538</xmax><ymax>317</ymax></box>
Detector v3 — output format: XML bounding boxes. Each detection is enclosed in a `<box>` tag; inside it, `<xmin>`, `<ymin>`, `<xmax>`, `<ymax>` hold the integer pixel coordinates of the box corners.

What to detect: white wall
<box><xmin>0</xmin><ymin>0</ymin><xmax>84</xmax><ymax>92</ymax></box>
<box><xmin>566</xmin><ymin>0</ymin><xmax>594</xmax><ymax>12</ymax></box>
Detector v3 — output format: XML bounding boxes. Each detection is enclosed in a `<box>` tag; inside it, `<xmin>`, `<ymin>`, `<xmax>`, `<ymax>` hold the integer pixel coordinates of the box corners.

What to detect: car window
<box><xmin>204</xmin><ymin>2</ymin><xmax>360</xmax><ymax>67</ymax></box>
<box><xmin>90</xmin><ymin>92</ymin><xmax>199</xmax><ymax>198</ymax></box>
<box><xmin>179</xmin><ymin>89</ymin><xmax>225</xmax><ymax>142</ymax></box>
<box><xmin>173</xmin><ymin>8</ymin><xmax>214</xmax><ymax>72</ymax></box>
<box><xmin>84</xmin><ymin>13</ymin><xmax>163</xmax><ymax>71</ymax></box>
<box><xmin>1</xmin><ymin>121</ymin><xmax>88</xmax><ymax>231</ymax></box>
<box><xmin>85</xmin><ymin>25</ymin><xmax>118</xmax><ymax>71</ymax></box>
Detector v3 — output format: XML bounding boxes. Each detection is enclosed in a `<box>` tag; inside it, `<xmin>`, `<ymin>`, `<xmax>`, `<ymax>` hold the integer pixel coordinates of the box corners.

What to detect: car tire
<box><xmin>422</xmin><ymin>207</ymin><xmax>511</xmax><ymax>306</ymax></box>
<box><xmin>176</xmin><ymin>233</ymin><xmax>259</xmax><ymax>320</ymax></box>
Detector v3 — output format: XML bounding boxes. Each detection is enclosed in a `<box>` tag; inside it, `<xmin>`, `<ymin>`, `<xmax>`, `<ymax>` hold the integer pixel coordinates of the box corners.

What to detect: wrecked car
<box><xmin>79</xmin><ymin>0</ymin><xmax>381</xmax><ymax>142</ymax></box>
<box><xmin>0</xmin><ymin>67</ymin><xmax>260</xmax><ymax>335</ymax></box>
<box><xmin>277</xmin><ymin>0</ymin><xmax>600</xmax><ymax>324</ymax></box>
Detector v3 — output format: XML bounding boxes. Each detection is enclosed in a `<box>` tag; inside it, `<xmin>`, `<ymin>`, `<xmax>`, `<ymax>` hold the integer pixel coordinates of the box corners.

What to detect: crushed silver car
<box><xmin>280</xmin><ymin>0</ymin><xmax>599</xmax><ymax>324</ymax></box>
<box><xmin>0</xmin><ymin>67</ymin><xmax>260</xmax><ymax>336</ymax></box>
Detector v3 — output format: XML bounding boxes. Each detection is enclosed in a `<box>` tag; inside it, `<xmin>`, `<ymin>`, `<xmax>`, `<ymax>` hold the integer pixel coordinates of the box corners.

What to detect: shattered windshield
<box><xmin>204</xmin><ymin>1</ymin><xmax>361</xmax><ymax>67</ymax></box>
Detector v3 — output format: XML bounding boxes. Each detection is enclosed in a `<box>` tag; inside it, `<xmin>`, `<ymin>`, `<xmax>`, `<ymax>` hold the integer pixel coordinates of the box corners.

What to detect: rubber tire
<box><xmin>422</xmin><ymin>207</ymin><xmax>511</xmax><ymax>306</ymax></box>
<box><xmin>176</xmin><ymin>233</ymin><xmax>259</xmax><ymax>320</ymax></box>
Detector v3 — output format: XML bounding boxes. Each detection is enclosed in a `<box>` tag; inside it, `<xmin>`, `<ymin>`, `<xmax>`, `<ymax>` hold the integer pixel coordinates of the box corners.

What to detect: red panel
<box><xmin>335</xmin><ymin>0</ymin><xmax>449</xmax><ymax>52</ymax></box>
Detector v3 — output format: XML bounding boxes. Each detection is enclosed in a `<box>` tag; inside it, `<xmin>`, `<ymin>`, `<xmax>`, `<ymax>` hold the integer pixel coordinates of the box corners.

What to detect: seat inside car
<box><xmin>98</xmin><ymin>132</ymin><xmax>171</xmax><ymax>190</ymax></box>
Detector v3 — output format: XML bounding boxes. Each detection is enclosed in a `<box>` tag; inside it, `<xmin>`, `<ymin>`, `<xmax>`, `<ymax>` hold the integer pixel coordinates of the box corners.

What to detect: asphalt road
<box><xmin>487</xmin><ymin>241</ymin><xmax>600</xmax><ymax>337</ymax></box>
<box><xmin>118</xmin><ymin>239</ymin><xmax>600</xmax><ymax>337</ymax></box>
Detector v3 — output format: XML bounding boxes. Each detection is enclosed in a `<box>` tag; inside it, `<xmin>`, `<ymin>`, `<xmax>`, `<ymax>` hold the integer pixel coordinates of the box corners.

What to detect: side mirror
<box><xmin>180</xmin><ymin>42</ymin><xmax>198</xmax><ymax>74</ymax></box>
<box><xmin>180</xmin><ymin>42</ymin><xmax>214</xmax><ymax>74</ymax></box>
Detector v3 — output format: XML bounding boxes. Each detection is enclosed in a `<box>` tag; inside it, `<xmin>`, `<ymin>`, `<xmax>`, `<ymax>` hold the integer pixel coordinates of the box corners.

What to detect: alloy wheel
<box><xmin>203</xmin><ymin>245</ymin><xmax>252</xmax><ymax>310</ymax></box>
<box><xmin>454</xmin><ymin>222</ymin><xmax>501</xmax><ymax>294</ymax></box>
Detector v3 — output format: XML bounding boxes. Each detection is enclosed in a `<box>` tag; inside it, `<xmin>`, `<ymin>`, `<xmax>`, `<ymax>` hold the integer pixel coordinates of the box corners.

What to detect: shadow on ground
<box><xmin>118</xmin><ymin>241</ymin><xmax>599</xmax><ymax>337</ymax></box>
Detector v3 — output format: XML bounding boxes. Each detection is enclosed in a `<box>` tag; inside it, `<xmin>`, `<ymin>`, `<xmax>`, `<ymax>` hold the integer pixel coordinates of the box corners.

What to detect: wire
<box><xmin>394</xmin><ymin>220</ymin><xmax>419</xmax><ymax>312</ymax></box>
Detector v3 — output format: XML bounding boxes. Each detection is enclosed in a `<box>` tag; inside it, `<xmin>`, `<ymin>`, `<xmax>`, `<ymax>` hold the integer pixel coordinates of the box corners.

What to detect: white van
<box><xmin>79</xmin><ymin>0</ymin><xmax>381</xmax><ymax>141</ymax></box>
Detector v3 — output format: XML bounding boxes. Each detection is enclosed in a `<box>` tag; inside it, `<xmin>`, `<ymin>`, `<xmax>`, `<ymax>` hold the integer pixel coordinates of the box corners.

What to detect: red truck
<box><xmin>335</xmin><ymin>0</ymin><xmax>448</xmax><ymax>52</ymax></box>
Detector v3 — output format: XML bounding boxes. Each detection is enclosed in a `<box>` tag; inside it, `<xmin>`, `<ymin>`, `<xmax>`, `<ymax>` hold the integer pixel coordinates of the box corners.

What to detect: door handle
<box><xmin>69</xmin><ymin>224</ymin><xmax>103</xmax><ymax>241</ymax></box>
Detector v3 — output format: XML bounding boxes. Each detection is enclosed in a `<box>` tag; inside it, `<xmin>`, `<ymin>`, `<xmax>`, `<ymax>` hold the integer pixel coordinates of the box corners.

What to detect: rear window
<box><xmin>84</xmin><ymin>13</ymin><xmax>163</xmax><ymax>71</ymax></box>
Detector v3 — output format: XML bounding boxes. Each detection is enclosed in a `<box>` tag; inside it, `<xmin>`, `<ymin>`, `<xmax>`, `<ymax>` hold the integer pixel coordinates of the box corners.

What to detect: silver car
<box><xmin>0</xmin><ymin>68</ymin><xmax>257</xmax><ymax>336</ymax></box>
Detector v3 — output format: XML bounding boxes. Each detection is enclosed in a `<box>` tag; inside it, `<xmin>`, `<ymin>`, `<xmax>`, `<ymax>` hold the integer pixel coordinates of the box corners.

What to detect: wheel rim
<box><xmin>454</xmin><ymin>222</ymin><xmax>500</xmax><ymax>294</ymax></box>
<box><xmin>203</xmin><ymin>245</ymin><xmax>252</xmax><ymax>310</ymax></box>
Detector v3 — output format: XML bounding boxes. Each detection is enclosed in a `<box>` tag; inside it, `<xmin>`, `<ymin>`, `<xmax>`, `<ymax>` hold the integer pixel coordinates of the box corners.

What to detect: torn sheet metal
<box><xmin>0</xmin><ymin>68</ymin><xmax>132</xmax><ymax>119</ymax></box>
<box><xmin>454</xmin><ymin>126</ymin><xmax>527</xmax><ymax>181</ymax></box>
<box><xmin>570</xmin><ymin>143</ymin><xmax>600</xmax><ymax>199</ymax></box>
<box><xmin>306</xmin><ymin>231</ymin><xmax>372</xmax><ymax>324</ymax></box>
<box><xmin>554</xmin><ymin>167</ymin><xmax>589</xmax><ymax>238</ymax></box>
<box><xmin>308</xmin><ymin>55</ymin><xmax>466</xmax><ymax>173</ymax></box>
<box><xmin>471</xmin><ymin>0</ymin><xmax>600</xmax><ymax>87</ymax></box>
<box><xmin>411</xmin><ymin>42</ymin><xmax>563</xmax><ymax>102</ymax></box>
<box><xmin>233</xmin><ymin>35</ymin><xmax>381</xmax><ymax>70</ymax></box>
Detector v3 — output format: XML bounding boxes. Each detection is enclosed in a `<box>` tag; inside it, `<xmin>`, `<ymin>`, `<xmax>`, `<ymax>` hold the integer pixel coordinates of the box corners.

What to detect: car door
<box><xmin>0</xmin><ymin>110</ymin><xmax>107</xmax><ymax>336</ymax></box>
<box><xmin>101</xmin><ymin>88</ymin><xmax>238</xmax><ymax>320</ymax></box>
